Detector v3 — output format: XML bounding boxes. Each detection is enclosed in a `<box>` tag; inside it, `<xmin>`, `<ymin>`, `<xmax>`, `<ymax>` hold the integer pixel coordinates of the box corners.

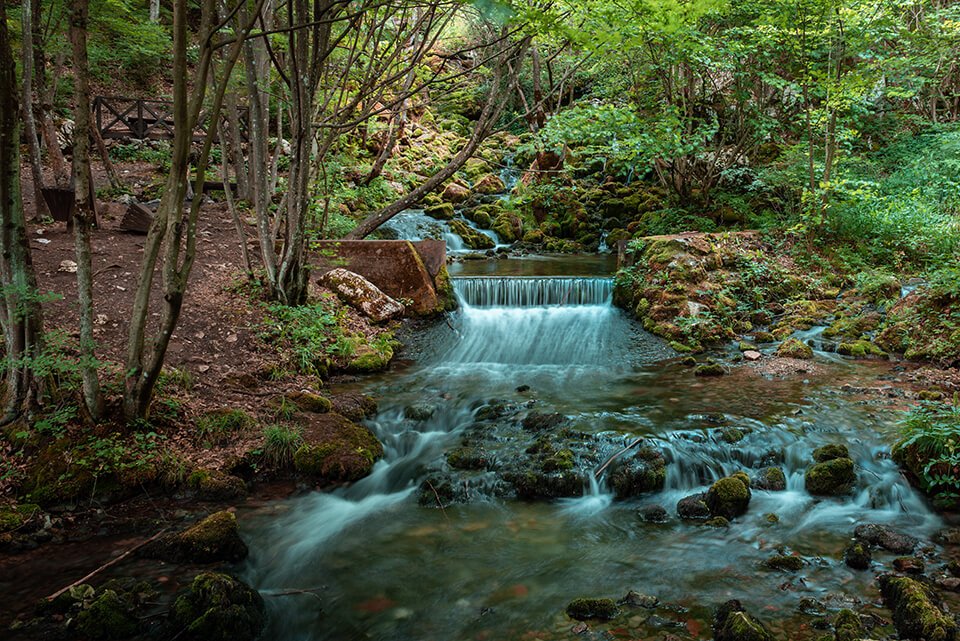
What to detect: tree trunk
<box><xmin>20</xmin><ymin>0</ymin><xmax>49</xmax><ymax>221</ymax></box>
<box><xmin>150</xmin><ymin>0</ymin><xmax>160</xmax><ymax>22</ymax></box>
<box><xmin>69</xmin><ymin>0</ymin><xmax>104</xmax><ymax>421</ymax></box>
<box><xmin>0</xmin><ymin>3</ymin><xmax>46</xmax><ymax>424</ymax></box>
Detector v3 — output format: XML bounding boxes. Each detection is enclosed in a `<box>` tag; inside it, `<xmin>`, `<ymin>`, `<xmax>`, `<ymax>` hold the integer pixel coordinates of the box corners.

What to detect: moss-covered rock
<box><xmin>449</xmin><ymin>219</ymin><xmax>496</xmax><ymax>250</ymax></box>
<box><xmin>813</xmin><ymin>444</ymin><xmax>849</xmax><ymax>462</ymax></box>
<box><xmin>491</xmin><ymin>213</ymin><xmax>523</xmax><ymax>243</ymax></box>
<box><xmin>473</xmin><ymin>174</ymin><xmax>506</xmax><ymax>194</ymax></box>
<box><xmin>843</xmin><ymin>541</ymin><xmax>872</xmax><ymax>570</ymax></box>
<box><xmin>609</xmin><ymin>447</ymin><xmax>667</xmax><ymax>498</ymax></box>
<box><xmin>833</xmin><ymin>609</ymin><xmax>863</xmax><ymax>641</ymax></box>
<box><xmin>776</xmin><ymin>338</ymin><xmax>814</xmax><ymax>359</ymax></box>
<box><xmin>764</xmin><ymin>554</ymin><xmax>803</xmax><ymax>572</ymax></box>
<box><xmin>187</xmin><ymin>469</ymin><xmax>247</xmax><ymax>501</ymax></box>
<box><xmin>441</xmin><ymin>183</ymin><xmax>471</xmax><ymax>203</ymax></box>
<box><xmin>424</xmin><ymin>202</ymin><xmax>455</xmax><ymax>220</ymax></box>
<box><xmin>446</xmin><ymin>446</ymin><xmax>490</xmax><ymax>471</ymax></box>
<box><xmin>677</xmin><ymin>492</ymin><xmax>711</xmax><ymax>520</ymax></box>
<box><xmin>706</xmin><ymin>475</ymin><xmax>751</xmax><ymax>520</ymax></box>
<box><xmin>695</xmin><ymin>362</ymin><xmax>726</xmax><ymax>377</ymax></box>
<box><xmin>713</xmin><ymin>599</ymin><xmax>773</xmax><ymax>641</ymax></box>
<box><xmin>878</xmin><ymin>575</ymin><xmax>958</xmax><ymax>641</ymax></box>
<box><xmin>170</xmin><ymin>572</ymin><xmax>265</xmax><ymax>641</ymax></box>
<box><xmin>521</xmin><ymin>412</ymin><xmax>567</xmax><ymax>432</ymax></box>
<box><xmin>144</xmin><ymin>511</ymin><xmax>248</xmax><ymax>564</ymax></box>
<box><xmin>293</xmin><ymin>419</ymin><xmax>383</xmax><ymax>482</ymax></box>
<box><xmin>754</xmin><ymin>467</ymin><xmax>786</xmax><ymax>491</ymax></box>
<box><xmin>284</xmin><ymin>391</ymin><xmax>332</xmax><ymax>413</ymax></box>
<box><xmin>837</xmin><ymin>340</ymin><xmax>886</xmax><ymax>358</ymax></box>
<box><xmin>565</xmin><ymin>597</ymin><xmax>619</xmax><ymax>621</ymax></box>
<box><xmin>331</xmin><ymin>393</ymin><xmax>378</xmax><ymax>422</ymax></box>
<box><xmin>0</xmin><ymin>503</ymin><xmax>39</xmax><ymax>532</ymax></box>
<box><xmin>74</xmin><ymin>589</ymin><xmax>139</xmax><ymax>640</ymax></box>
<box><xmin>404</xmin><ymin>402</ymin><xmax>437</xmax><ymax>421</ymax></box>
<box><xmin>348</xmin><ymin>342</ymin><xmax>394</xmax><ymax>372</ymax></box>
<box><xmin>805</xmin><ymin>457</ymin><xmax>856</xmax><ymax>495</ymax></box>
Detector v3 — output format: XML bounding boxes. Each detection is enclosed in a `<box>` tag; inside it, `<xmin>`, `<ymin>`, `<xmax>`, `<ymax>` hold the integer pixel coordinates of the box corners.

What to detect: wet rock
<box><xmin>677</xmin><ymin>493</ymin><xmax>711</xmax><ymax>520</ymax></box>
<box><xmin>798</xmin><ymin>597</ymin><xmax>827</xmax><ymax>617</ymax></box>
<box><xmin>705</xmin><ymin>516</ymin><xmax>730</xmax><ymax>528</ymax></box>
<box><xmin>187</xmin><ymin>469</ymin><xmax>247</xmax><ymax>501</ymax></box>
<box><xmin>609</xmin><ymin>447</ymin><xmax>667</xmax><ymax>498</ymax></box>
<box><xmin>813</xmin><ymin>444</ymin><xmax>849</xmax><ymax>462</ymax></box>
<box><xmin>776</xmin><ymin>338</ymin><xmax>813</xmax><ymax>359</ymax></box>
<box><xmin>507</xmin><ymin>469</ymin><xmax>584</xmax><ymax>500</ymax></box>
<box><xmin>283</xmin><ymin>390</ymin><xmax>332</xmax><ymax>413</ymax></box>
<box><xmin>446</xmin><ymin>446</ymin><xmax>490</xmax><ymax>471</ymax></box>
<box><xmin>74</xmin><ymin>589</ymin><xmax>139</xmax><ymax>640</ymax></box>
<box><xmin>638</xmin><ymin>504</ymin><xmax>668</xmax><ymax>523</ymax></box>
<box><xmin>843</xmin><ymin>542</ymin><xmax>872</xmax><ymax>570</ymax></box>
<box><xmin>705</xmin><ymin>475</ymin><xmax>751</xmax><ymax>520</ymax></box>
<box><xmin>404</xmin><ymin>402</ymin><xmax>437</xmax><ymax>421</ymax></box>
<box><xmin>753</xmin><ymin>467</ymin><xmax>786</xmax><ymax>491</ymax></box>
<box><xmin>765</xmin><ymin>554</ymin><xmax>804</xmax><ymax>572</ymax></box>
<box><xmin>694</xmin><ymin>362</ymin><xmax>725</xmax><ymax>377</ymax></box>
<box><xmin>321</xmin><ymin>268</ymin><xmax>405</xmax><ymax>323</ymax></box>
<box><xmin>424</xmin><ymin>202</ymin><xmax>454</xmax><ymax>220</ymax></box>
<box><xmin>170</xmin><ymin>572</ymin><xmax>265</xmax><ymax>641</ymax></box>
<box><xmin>515</xmin><ymin>384</ymin><xmax>530</xmax><ymax>393</ymax></box>
<box><xmin>473</xmin><ymin>174</ymin><xmax>506</xmax><ymax>194</ymax></box>
<box><xmin>935</xmin><ymin>528</ymin><xmax>960</xmax><ymax>545</ymax></box>
<box><xmin>878</xmin><ymin>574</ymin><xmax>958</xmax><ymax>641</ymax></box>
<box><xmin>805</xmin><ymin>458</ymin><xmax>856</xmax><ymax>495</ymax></box>
<box><xmin>566</xmin><ymin>597</ymin><xmax>619</xmax><ymax>621</ymax></box>
<box><xmin>521</xmin><ymin>412</ymin><xmax>567</xmax><ymax>432</ymax></box>
<box><xmin>719</xmin><ymin>427</ymin><xmax>746</xmax><ymax>444</ymax></box>
<box><xmin>948</xmin><ymin>560</ymin><xmax>960</xmax><ymax>577</ymax></box>
<box><xmin>893</xmin><ymin>556</ymin><xmax>925</xmax><ymax>574</ymax></box>
<box><xmin>854</xmin><ymin>523</ymin><xmax>918</xmax><ymax>554</ymax></box>
<box><xmin>620</xmin><ymin>591</ymin><xmax>659</xmax><ymax>608</ymax></box>
<box><xmin>143</xmin><ymin>511</ymin><xmax>248</xmax><ymax>564</ymax></box>
<box><xmin>449</xmin><ymin>219</ymin><xmax>495</xmax><ymax>250</ymax></box>
<box><xmin>713</xmin><ymin>599</ymin><xmax>773</xmax><ymax>641</ymax></box>
<box><xmin>833</xmin><ymin>609</ymin><xmax>864</xmax><ymax>641</ymax></box>
<box><xmin>441</xmin><ymin>183</ymin><xmax>470</xmax><ymax>203</ymax></box>
<box><xmin>743</xmin><ymin>350</ymin><xmax>762</xmax><ymax>361</ymax></box>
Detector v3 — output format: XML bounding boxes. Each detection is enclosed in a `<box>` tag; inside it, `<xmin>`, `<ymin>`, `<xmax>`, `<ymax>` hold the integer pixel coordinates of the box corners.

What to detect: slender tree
<box><xmin>21</xmin><ymin>0</ymin><xmax>50</xmax><ymax>221</ymax></box>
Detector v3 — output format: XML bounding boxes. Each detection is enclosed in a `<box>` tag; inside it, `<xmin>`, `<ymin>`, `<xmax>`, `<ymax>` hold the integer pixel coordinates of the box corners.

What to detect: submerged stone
<box><xmin>854</xmin><ymin>523</ymin><xmax>918</xmax><ymax>553</ymax></box>
<box><xmin>765</xmin><ymin>554</ymin><xmax>803</xmax><ymax>572</ymax></box>
<box><xmin>677</xmin><ymin>492</ymin><xmax>711</xmax><ymax>520</ymax></box>
<box><xmin>754</xmin><ymin>467</ymin><xmax>786</xmax><ymax>491</ymax></box>
<box><xmin>713</xmin><ymin>599</ymin><xmax>773</xmax><ymax>641</ymax></box>
<box><xmin>843</xmin><ymin>541</ymin><xmax>872</xmax><ymax>570</ymax></box>
<box><xmin>609</xmin><ymin>447</ymin><xmax>667</xmax><ymax>498</ymax></box>
<box><xmin>638</xmin><ymin>504</ymin><xmax>668</xmax><ymax>523</ymax></box>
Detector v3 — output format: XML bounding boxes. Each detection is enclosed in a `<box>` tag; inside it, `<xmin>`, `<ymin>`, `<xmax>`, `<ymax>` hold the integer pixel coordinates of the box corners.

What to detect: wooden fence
<box><xmin>92</xmin><ymin>96</ymin><xmax>248</xmax><ymax>142</ymax></box>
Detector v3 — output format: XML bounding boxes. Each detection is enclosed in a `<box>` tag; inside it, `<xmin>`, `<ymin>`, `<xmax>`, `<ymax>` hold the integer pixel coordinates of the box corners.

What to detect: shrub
<box><xmin>894</xmin><ymin>401</ymin><xmax>960</xmax><ymax>506</ymax></box>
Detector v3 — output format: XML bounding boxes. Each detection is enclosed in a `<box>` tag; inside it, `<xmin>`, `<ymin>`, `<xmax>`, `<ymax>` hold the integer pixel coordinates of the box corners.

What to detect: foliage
<box><xmin>895</xmin><ymin>401</ymin><xmax>960</xmax><ymax>505</ymax></box>
<box><xmin>262</xmin><ymin>299</ymin><xmax>346</xmax><ymax>376</ymax></box>
<box><xmin>261</xmin><ymin>424</ymin><xmax>303</xmax><ymax>469</ymax></box>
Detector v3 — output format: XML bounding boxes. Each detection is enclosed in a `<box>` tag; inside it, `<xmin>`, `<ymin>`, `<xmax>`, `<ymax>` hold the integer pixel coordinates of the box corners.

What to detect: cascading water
<box><xmin>241</xmin><ymin>268</ymin><xmax>944</xmax><ymax>641</ymax></box>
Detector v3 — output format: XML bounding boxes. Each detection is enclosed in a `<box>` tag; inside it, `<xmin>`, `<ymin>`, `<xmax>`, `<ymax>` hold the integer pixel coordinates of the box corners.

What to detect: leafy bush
<box><xmin>262</xmin><ymin>299</ymin><xmax>346</xmax><ymax>376</ymax></box>
<box><xmin>895</xmin><ymin>401</ymin><xmax>960</xmax><ymax>505</ymax></box>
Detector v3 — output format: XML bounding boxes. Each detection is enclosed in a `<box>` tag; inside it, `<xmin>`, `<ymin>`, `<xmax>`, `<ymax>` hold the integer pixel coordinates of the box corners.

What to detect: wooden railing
<box><xmin>92</xmin><ymin>96</ymin><xmax>248</xmax><ymax>142</ymax></box>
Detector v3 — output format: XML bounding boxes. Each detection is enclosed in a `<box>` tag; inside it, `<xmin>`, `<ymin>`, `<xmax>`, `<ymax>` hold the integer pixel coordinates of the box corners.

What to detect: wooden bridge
<box><xmin>93</xmin><ymin>96</ymin><xmax>248</xmax><ymax>142</ymax></box>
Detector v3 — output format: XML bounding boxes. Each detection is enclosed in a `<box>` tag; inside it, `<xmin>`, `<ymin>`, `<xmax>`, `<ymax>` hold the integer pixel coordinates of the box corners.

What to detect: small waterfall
<box><xmin>453</xmin><ymin>276</ymin><xmax>613</xmax><ymax>307</ymax></box>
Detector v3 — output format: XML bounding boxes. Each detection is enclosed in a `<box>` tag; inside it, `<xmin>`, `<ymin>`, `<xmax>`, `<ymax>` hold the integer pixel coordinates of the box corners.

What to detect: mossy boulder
<box><xmin>695</xmin><ymin>362</ymin><xmax>726</xmax><ymax>377</ymax></box>
<box><xmin>608</xmin><ymin>447</ymin><xmax>667</xmax><ymax>498</ymax></box>
<box><xmin>754</xmin><ymin>467</ymin><xmax>786</xmax><ymax>491</ymax></box>
<box><xmin>834</xmin><ymin>609</ymin><xmax>864</xmax><ymax>641</ymax></box>
<box><xmin>187</xmin><ymin>469</ymin><xmax>247</xmax><ymax>501</ymax></box>
<box><xmin>284</xmin><ymin>391</ymin><xmax>332</xmax><ymax>413</ymax></box>
<box><xmin>491</xmin><ymin>213</ymin><xmax>523</xmax><ymax>243</ymax></box>
<box><xmin>776</xmin><ymin>338</ymin><xmax>813</xmax><ymax>359</ymax></box>
<box><xmin>0</xmin><ymin>503</ymin><xmax>40</xmax><ymax>532</ymax></box>
<box><xmin>837</xmin><ymin>340</ymin><xmax>886</xmax><ymax>358</ymax></box>
<box><xmin>441</xmin><ymin>183</ymin><xmax>471</xmax><ymax>203</ymax></box>
<box><xmin>813</xmin><ymin>444</ymin><xmax>849</xmax><ymax>462</ymax></box>
<box><xmin>144</xmin><ymin>511</ymin><xmax>248</xmax><ymax>564</ymax></box>
<box><xmin>330</xmin><ymin>393</ymin><xmax>378</xmax><ymax>422</ymax></box>
<box><xmin>170</xmin><ymin>572</ymin><xmax>265</xmax><ymax>641</ymax></box>
<box><xmin>404</xmin><ymin>402</ymin><xmax>437</xmax><ymax>421</ymax></box>
<box><xmin>521</xmin><ymin>412</ymin><xmax>567</xmax><ymax>432</ymax></box>
<box><xmin>506</xmin><ymin>468</ymin><xmax>584</xmax><ymax>500</ymax></box>
<box><xmin>565</xmin><ymin>597</ymin><xmax>619</xmax><ymax>621</ymax></box>
<box><xmin>706</xmin><ymin>475</ymin><xmax>751</xmax><ymax>520</ymax></box>
<box><xmin>713</xmin><ymin>599</ymin><xmax>773</xmax><ymax>641</ymax></box>
<box><xmin>446</xmin><ymin>446</ymin><xmax>490</xmax><ymax>471</ymax></box>
<box><xmin>424</xmin><ymin>202</ymin><xmax>455</xmax><ymax>220</ymax></box>
<box><xmin>764</xmin><ymin>554</ymin><xmax>803</xmax><ymax>572</ymax></box>
<box><xmin>878</xmin><ymin>575</ymin><xmax>958</xmax><ymax>641</ymax></box>
<box><xmin>348</xmin><ymin>342</ymin><xmax>394</xmax><ymax>372</ymax></box>
<box><xmin>473</xmin><ymin>174</ymin><xmax>506</xmax><ymax>194</ymax></box>
<box><xmin>449</xmin><ymin>219</ymin><xmax>495</xmax><ymax>250</ymax></box>
<box><xmin>677</xmin><ymin>492</ymin><xmax>711</xmax><ymax>520</ymax></box>
<box><xmin>805</xmin><ymin>457</ymin><xmax>856</xmax><ymax>495</ymax></box>
<box><xmin>74</xmin><ymin>589</ymin><xmax>139</xmax><ymax>640</ymax></box>
<box><xmin>293</xmin><ymin>418</ymin><xmax>383</xmax><ymax>482</ymax></box>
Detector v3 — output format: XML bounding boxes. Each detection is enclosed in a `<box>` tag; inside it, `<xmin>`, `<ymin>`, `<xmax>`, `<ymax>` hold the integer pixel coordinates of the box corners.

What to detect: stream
<box><xmin>238</xmin><ymin>260</ymin><xmax>946</xmax><ymax>641</ymax></box>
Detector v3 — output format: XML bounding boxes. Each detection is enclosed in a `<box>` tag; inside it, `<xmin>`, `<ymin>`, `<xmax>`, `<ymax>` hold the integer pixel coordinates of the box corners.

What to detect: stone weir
<box><xmin>311</xmin><ymin>239</ymin><xmax>454</xmax><ymax>315</ymax></box>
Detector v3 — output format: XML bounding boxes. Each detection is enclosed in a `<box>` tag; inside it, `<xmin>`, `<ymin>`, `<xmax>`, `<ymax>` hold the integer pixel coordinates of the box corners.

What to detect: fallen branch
<box><xmin>594</xmin><ymin>437</ymin><xmax>644</xmax><ymax>480</ymax></box>
<box><xmin>261</xmin><ymin>587</ymin><xmax>325</xmax><ymax>602</ymax></box>
<box><xmin>46</xmin><ymin>528</ymin><xmax>169</xmax><ymax>602</ymax></box>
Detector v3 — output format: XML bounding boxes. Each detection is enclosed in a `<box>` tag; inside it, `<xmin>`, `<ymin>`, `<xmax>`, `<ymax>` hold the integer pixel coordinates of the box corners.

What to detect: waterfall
<box><xmin>453</xmin><ymin>276</ymin><xmax>613</xmax><ymax>307</ymax></box>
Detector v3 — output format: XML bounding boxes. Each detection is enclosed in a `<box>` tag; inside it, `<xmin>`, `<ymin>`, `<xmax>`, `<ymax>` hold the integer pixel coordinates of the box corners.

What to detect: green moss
<box><xmin>446</xmin><ymin>446</ymin><xmax>490</xmax><ymax>471</ymax></box>
<box><xmin>286</xmin><ymin>392</ymin><xmax>333</xmax><ymax>413</ymax></box>
<box><xmin>432</xmin><ymin>265</ymin><xmax>458</xmax><ymax>312</ymax></box>
<box><xmin>187</xmin><ymin>469</ymin><xmax>246</xmax><ymax>500</ymax></box>
<box><xmin>424</xmin><ymin>202</ymin><xmax>455</xmax><ymax>220</ymax></box>
<box><xmin>704</xmin><ymin>516</ymin><xmax>730</xmax><ymax>528</ymax></box>
<box><xmin>713</xmin><ymin>600</ymin><xmax>773</xmax><ymax>641</ymax></box>
<box><xmin>837</xmin><ymin>340</ymin><xmax>886</xmax><ymax>358</ymax></box>
<box><xmin>756</xmin><ymin>467</ymin><xmax>786</xmax><ymax>491</ymax></box>
<box><xmin>776</xmin><ymin>338</ymin><xmax>813</xmax><ymax>359</ymax></box>
<box><xmin>695</xmin><ymin>363</ymin><xmax>726</xmax><ymax>377</ymax></box>
<box><xmin>706</xmin><ymin>476</ymin><xmax>751</xmax><ymax>519</ymax></box>
<box><xmin>449</xmin><ymin>219</ymin><xmax>495</xmax><ymax>250</ymax></box>
<box><xmin>0</xmin><ymin>503</ymin><xmax>38</xmax><ymax>532</ymax></box>
<box><xmin>719</xmin><ymin>428</ymin><xmax>745</xmax><ymax>444</ymax></box>
<box><xmin>171</xmin><ymin>572</ymin><xmax>265</xmax><ymax>641</ymax></box>
<box><xmin>813</xmin><ymin>444</ymin><xmax>849</xmax><ymax>462</ymax></box>
<box><xmin>805</xmin><ymin>458</ymin><xmax>856</xmax><ymax>495</ymax></box>
<box><xmin>843</xmin><ymin>542</ymin><xmax>872</xmax><ymax>570</ymax></box>
<box><xmin>491</xmin><ymin>213</ymin><xmax>523</xmax><ymax>243</ymax></box>
<box><xmin>879</xmin><ymin>575</ymin><xmax>958</xmax><ymax>641</ymax></box>
<box><xmin>293</xmin><ymin>419</ymin><xmax>384</xmax><ymax>482</ymax></box>
<box><xmin>565</xmin><ymin>597</ymin><xmax>619</xmax><ymax>621</ymax></box>
<box><xmin>609</xmin><ymin>449</ymin><xmax>667</xmax><ymax>497</ymax></box>
<box><xmin>75</xmin><ymin>589</ymin><xmax>139</xmax><ymax>640</ymax></box>
<box><xmin>764</xmin><ymin>554</ymin><xmax>803</xmax><ymax>571</ymax></box>
<box><xmin>834</xmin><ymin>609</ymin><xmax>864</xmax><ymax>641</ymax></box>
<box><xmin>349</xmin><ymin>342</ymin><xmax>394</xmax><ymax>372</ymax></box>
<box><xmin>149</xmin><ymin>511</ymin><xmax>248</xmax><ymax>564</ymax></box>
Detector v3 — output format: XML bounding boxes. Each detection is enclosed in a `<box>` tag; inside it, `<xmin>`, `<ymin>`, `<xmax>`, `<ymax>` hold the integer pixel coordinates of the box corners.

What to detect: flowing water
<box><xmin>240</xmin><ymin>265</ymin><xmax>944</xmax><ymax>641</ymax></box>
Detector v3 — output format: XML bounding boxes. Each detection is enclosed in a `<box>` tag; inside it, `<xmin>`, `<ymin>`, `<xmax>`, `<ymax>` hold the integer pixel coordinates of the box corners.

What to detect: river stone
<box><xmin>843</xmin><ymin>541</ymin><xmax>872</xmax><ymax>570</ymax></box>
<box><xmin>170</xmin><ymin>572</ymin><xmax>265</xmax><ymax>641</ymax></box>
<box><xmin>638</xmin><ymin>504</ymin><xmax>668</xmax><ymax>523</ymax></box>
<box><xmin>804</xmin><ymin>457</ymin><xmax>856</xmax><ymax>495</ymax></box>
<box><xmin>878</xmin><ymin>574</ymin><xmax>958</xmax><ymax>641</ymax></box>
<box><xmin>521</xmin><ymin>412</ymin><xmax>566</xmax><ymax>432</ymax></box>
<box><xmin>754</xmin><ymin>467</ymin><xmax>786</xmax><ymax>491</ymax></box>
<box><xmin>834</xmin><ymin>609</ymin><xmax>864</xmax><ymax>641</ymax></box>
<box><xmin>620</xmin><ymin>590</ymin><xmax>659</xmax><ymax>608</ymax></box>
<box><xmin>565</xmin><ymin>597</ymin><xmax>619</xmax><ymax>621</ymax></box>
<box><xmin>706</xmin><ymin>475</ymin><xmax>751</xmax><ymax>520</ymax></box>
<box><xmin>854</xmin><ymin>523</ymin><xmax>918</xmax><ymax>554</ymax></box>
<box><xmin>473</xmin><ymin>174</ymin><xmax>506</xmax><ymax>194</ymax></box>
<box><xmin>321</xmin><ymin>268</ymin><xmax>405</xmax><ymax>323</ymax></box>
<box><xmin>424</xmin><ymin>202</ymin><xmax>454</xmax><ymax>220</ymax></box>
<box><xmin>142</xmin><ymin>511</ymin><xmax>248</xmax><ymax>564</ymax></box>
<box><xmin>609</xmin><ymin>447</ymin><xmax>667</xmax><ymax>498</ymax></box>
<box><xmin>813</xmin><ymin>443</ymin><xmax>849</xmax><ymax>462</ymax></box>
<box><xmin>441</xmin><ymin>182</ymin><xmax>471</xmax><ymax>203</ymax></box>
<box><xmin>743</xmin><ymin>350</ymin><xmax>762</xmax><ymax>361</ymax></box>
<box><xmin>712</xmin><ymin>599</ymin><xmax>773</xmax><ymax>641</ymax></box>
<box><xmin>404</xmin><ymin>402</ymin><xmax>437</xmax><ymax>421</ymax></box>
<box><xmin>765</xmin><ymin>554</ymin><xmax>803</xmax><ymax>572</ymax></box>
<box><xmin>677</xmin><ymin>492</ymin><xmax>711</xmax><ymax>520</ymax></box>
<box><xmin>893</xmin><ymin>556</ymin><xmax>925</xmax><ymax>574</ymax></box>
